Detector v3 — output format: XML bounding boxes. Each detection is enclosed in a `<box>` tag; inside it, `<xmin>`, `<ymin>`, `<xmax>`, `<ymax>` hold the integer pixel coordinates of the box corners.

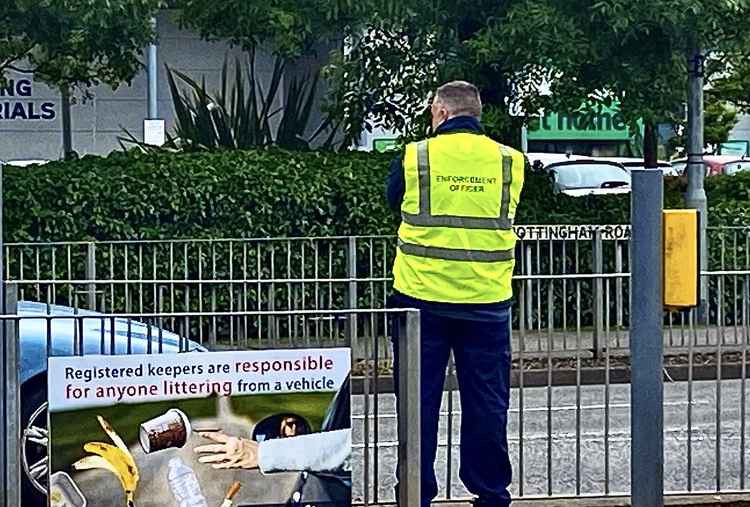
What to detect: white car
<box><xmin>545</xmin><ymin>160</ymin><xmax>631</xmax><ymax>197</ymax></box>
<box><xmin>671</xmin><ymin>155</ymin><xmax>750</xmax><ymax>177</ymax></box>
<box><xmin>526</xmin><ymin>152</ymin><xmax>590</xmax><ymax>171</ymax></box>
<box><xmin>594</xmin><ymin>157</ymin><xmax>677</xmax><ymax>176</ymax></box>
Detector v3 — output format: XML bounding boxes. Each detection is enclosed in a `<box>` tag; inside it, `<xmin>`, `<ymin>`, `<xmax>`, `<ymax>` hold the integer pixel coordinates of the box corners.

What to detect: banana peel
<box><xmin>73</xmin><ymin>416</ymin><xmax>139</xmax><ymax>507</ymax></box>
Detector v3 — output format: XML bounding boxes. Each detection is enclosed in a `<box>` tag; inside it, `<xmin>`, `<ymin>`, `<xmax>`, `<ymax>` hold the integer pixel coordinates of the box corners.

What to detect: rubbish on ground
<box><xmin>50</xmin><ymin>471</ymin><xmax>87</xmax><ymax>507</ymax></box>
<box><xmin>139</xmin><ymin>408</ymin><xmax>192</xmax><ymax>454</ymax></box>
<box><xmin>73</xmin><ymin>416</ymin><xmax>139</xmax><ymax>507</ymax></box>
<box><xmin>167</xmin><ymin>457</ymin><xmax>209</xmax><ymax>507</ymax></box>
<box><xmin>220</xmin><ymin>481</ymin><xmax>242</xmax><ymax>507</ymax></box>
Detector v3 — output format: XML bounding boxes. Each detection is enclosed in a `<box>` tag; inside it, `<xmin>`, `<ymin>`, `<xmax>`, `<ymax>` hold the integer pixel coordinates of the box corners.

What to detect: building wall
<box><xmin>730</xmin><ymin>114</ymin><xmax>750</xmax><ymax>144</ymax></box>
<box><xmin>0</xmin><ymin>10</ymin><xmax>281</xmax><ymax>161</ymax></box>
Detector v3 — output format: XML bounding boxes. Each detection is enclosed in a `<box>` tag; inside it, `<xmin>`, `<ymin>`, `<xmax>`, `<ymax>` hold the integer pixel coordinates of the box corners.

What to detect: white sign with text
<box><xmin>49</xmin><ymin>348</ymin><xmax>351</xmax><ymax>411</ymax></box>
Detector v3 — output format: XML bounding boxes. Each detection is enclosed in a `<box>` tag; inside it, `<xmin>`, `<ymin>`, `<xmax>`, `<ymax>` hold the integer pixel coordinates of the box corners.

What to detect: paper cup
<box><xmin>139</xmin><ymin>409</ymin><xmax>192</xmax><ymax>454</ymax></box>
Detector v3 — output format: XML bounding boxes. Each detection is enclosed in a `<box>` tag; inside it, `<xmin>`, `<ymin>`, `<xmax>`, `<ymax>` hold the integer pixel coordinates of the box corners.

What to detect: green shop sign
<box><xmin>373</xmin><ymin>138</ymin><xmax>399</xmax><ymax>153</ymax></box>
<box><xmin>528</xmin><ymin>104</ymin><xmax>642</xmax><ymax>141</ymax></box>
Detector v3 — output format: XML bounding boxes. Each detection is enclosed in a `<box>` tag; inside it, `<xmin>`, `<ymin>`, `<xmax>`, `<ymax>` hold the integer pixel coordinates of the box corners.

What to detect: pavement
<box><xmin>421</xmin><ymin>495</ymin><xmax>750</xmax><ymax>505</ymax></box>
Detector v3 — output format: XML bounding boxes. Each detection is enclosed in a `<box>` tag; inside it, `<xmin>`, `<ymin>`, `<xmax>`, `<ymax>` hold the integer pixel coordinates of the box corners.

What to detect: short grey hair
<box><xmin>435</xmin><ymin>81</ymin><xmax>482</xmax><ymax>118</ymax></box>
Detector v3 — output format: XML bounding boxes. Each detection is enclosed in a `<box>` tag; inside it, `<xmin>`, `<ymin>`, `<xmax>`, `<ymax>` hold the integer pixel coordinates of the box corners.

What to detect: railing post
<box><xmin>592</xmin><ymin>230</ymin><xmax>604</xmax><ymax>357</ymax></box>
<box><xmin>85</xmin><ymin>242</ymin><xmax>97</xmax><ymax>310</ymax></box>
<box><xmin>698</xmin><ymin>215</ymin><xmax>709</xmax><ymax>324</ymax></box>
<box><xmin>398</xmin><ymin>310</ymin><xmax>421</xmax><ymax>507</ymax></box>
<box><xmin>0</xmin><ymin>160</ymin><xmax>4</xmax><ymax>507</ymax></box>
<box><xmin>2</xmin><ymin>283</ymin><xmax>20</xmax><ymax>507</ymax></box>
<box><xmin>616</xmin><ymin>241</ymin><xmax>624</xmax><ymax>328</ymax></box>
<box><xmin>630</xmin><ymin>170</ymin><xmax>664</xmax><ymax>507</ymax></box>
<box><xmin>346</xmin><ymin>238</ymin><xmax>359</xmax><ymax>356</ymax></box>
<box><xmin>524</xmin><ymin>244</ymin><xmax>533</xmax><ymax>331</ymax></box>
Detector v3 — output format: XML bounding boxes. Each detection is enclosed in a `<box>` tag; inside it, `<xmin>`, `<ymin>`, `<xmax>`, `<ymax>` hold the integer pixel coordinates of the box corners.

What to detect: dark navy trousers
<box><xmin>392</xmin><ymin>309</ymin><xmax>513</xmax><ymax>507</ymax></box>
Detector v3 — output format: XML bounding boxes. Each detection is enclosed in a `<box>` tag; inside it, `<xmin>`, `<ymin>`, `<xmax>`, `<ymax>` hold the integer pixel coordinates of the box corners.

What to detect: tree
<box><xmin>667</xmin><ymin>98</ymin><xmax>739</xmax><ymax>157</ymax></box>
<box><xmin>322</xmin><ymin>0</ymin><xmax>528</xmax><ymax>147</ymax></box>
<box><xmin>469</xmin><ymin>0</ymin><xmax>750</xmax><ymax>166</ymax></box>
<box><xmin>1</xmin><ymin>0</ymin><xmax>163</xmax><ymax>157</ymax></box>
<box><xmin>171</xmin><ymin>0</ymin><xmax>750</xmax><ymax>156</ymax></box>
<box><xmin>710</xmin><ymin>56</ymin><xmax>750</xmax><ymax>113</ymax></box>
<box><xmin>172</xmin><ymin>0</ymin><xmax>367</xmax><ymax>57</ymax></box>
<box><xmin>173</xmin><ymin>0</ymin><xmax>529</xmax><ymax>148</ymax></box>
<box><xmin>172</xmin><ymin>0</ymin><xmax>388</xmax><ymax>148</ymax></box>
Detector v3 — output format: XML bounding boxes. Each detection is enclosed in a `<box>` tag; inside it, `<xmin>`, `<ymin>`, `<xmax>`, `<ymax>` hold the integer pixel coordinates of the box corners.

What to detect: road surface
<box><xmin>351</xmin><ymin>378</ymin><xmax>750</xmax><ymax>503</ymax></box>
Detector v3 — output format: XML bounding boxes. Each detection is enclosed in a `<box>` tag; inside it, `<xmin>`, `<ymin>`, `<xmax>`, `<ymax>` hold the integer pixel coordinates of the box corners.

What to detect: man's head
<box><xmin>279</xmin><ymin>415</ymin><xmax>309</xmax><ymax>438</ymax></box>
<box><xmin>430</xmin><ymin>81</ymin><xmax>482</xmax><ymax>131</ymax></box>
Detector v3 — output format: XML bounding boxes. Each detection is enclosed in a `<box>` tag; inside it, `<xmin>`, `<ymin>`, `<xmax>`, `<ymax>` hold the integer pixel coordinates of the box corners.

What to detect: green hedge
<box><xmin>4</xmin><ymin>149</ymin><xmax>397</xmax><ymax>242</ymax></box>
<box><xmin>4</xmin><ymin>148</ymin><xmax>749</xmax><ymax>243</ymax></box>
<box><xmin>5</xmin><ymin>149</ymin><xmax>750</xmax><ymax>335</ymax></box>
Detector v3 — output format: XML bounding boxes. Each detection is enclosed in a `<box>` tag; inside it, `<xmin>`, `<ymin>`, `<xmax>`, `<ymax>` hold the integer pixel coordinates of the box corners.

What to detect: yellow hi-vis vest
<box><xmin>393</xmin><ymin>132</ymin><xmax>525</xmax><ymax>303</ymax></box>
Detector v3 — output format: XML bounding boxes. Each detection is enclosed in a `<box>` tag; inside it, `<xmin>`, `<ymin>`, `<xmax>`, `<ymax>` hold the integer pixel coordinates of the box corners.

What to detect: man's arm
<box><xmin>385</xmin><ymin>153</ymin><xmax>405</xmax><ymax>213</ymax></box>
<box><xmin>258</xmin><ymin>429</ymin><xmax>352</xmax><ymax>473</ymax></box>
<box><xmin>195</xmin><ymin>429</ymin><xmax>352</xmax><ymax>473</ymax></box>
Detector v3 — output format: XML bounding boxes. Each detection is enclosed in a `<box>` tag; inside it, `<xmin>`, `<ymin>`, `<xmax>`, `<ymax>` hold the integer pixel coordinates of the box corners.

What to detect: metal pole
<box><xmin>686</xmin><ymin>44</ymin><xmax>708</xmax><ymax>320</ymax></box>
<box><xmin>86</xmin><ymin>242</ymin><xmax>97</xmax><ymax>310</ymax></box>
<box><xmin>521</xmin><ymin>125</ymin><xmax>529</xmax><ymax>153</ymax></box>
<box><xmin>630</xmin><ymin>169</ymin><xmax>664</xmax><ymax>507</ymax></box>
<box><xmin>398</xmin><ymin>310</ymin><xmax>421</xmax><ymax>507</ymax></box>
<box><xmin>592</xmin><ymin>230</ymin><xmax>604</xmax><ymax>358</ymax></box>
<box><xmin>346</xmin><ymin>237</ymin><xmax>359</xmax><ymax>357</ymax></box>
<box><xmin>0</xmin><ymin>161</ymin><xmax>4</xmax><ymax>506</ymax></box>
<box><xmin>61</xmin><ymin>87</ymin><xmax>73</xmax><ymax>158</ymax></box>
<box><xmin>147</xmin><ymin>17</ymin><xmax>158</xmax><ymax>120</ymax></box>
<box><xmin>3</xmin><ymin>284</ymin><xmax>19</xmax><ymax>507</ymax></box>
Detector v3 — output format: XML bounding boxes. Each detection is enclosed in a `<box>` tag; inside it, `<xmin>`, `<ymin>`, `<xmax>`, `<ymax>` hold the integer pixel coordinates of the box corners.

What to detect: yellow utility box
<box><xmin>663</xmin><ymin>209</ymin><xmax>699</xmax><ymax>310</ymax></box>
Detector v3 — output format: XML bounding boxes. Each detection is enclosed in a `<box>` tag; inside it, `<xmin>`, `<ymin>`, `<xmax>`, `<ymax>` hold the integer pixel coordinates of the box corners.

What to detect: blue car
<box><xmin>17</xmin><ymin>301</ymin><xmax>205</xmax><ymax>505</ymax></box>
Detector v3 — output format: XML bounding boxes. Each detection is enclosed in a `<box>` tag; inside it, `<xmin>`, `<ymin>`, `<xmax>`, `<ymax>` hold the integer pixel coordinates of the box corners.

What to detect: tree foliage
<box><xmin>174</xmin><ymin>0</ymin><xmax>338</xmax><ymax>57</ymax></box>
<box><xmin>319</xmin><ymin>0</ymin><xmax>750</xmax><ymax>151</ymax></box>
<box><xmin>470</xmin><ymin>0</ymin><xmax>750</xmax><ymax>162</ymax></box>
<box><xmin>172</xmin><ymin>0</ymin><xmax>528</xmax><ymax>146</ymax></box>
<box><xmin>323</xmin><ymin>22</ymin><xmax>442</xmax><ymax>147</ymax></box>
<box><xmin>0</xmin><ymin>0</ymin><xmax>163</xmax><ymax>91</ymax></box>
<box><xmin>324</xmin><ymin>0</ymin><xmax>527</xmax><ymax>145</ymax></box>
<box><xmin>667</xmin><ymin>99</ymin><xmax>739</xmax><ymax>156</ymax></box>
<box><xmin>710</xmin><ymin>54</ymin><xmax>750</xmax><ymax>113</ymax></box>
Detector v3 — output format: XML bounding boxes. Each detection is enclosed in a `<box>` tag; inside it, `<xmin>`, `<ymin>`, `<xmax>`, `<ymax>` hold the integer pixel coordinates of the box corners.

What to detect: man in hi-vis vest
<box><xmin>387</xmin><ymin>81</ymin><xmax>524</xmax><ymax>507</ymax></box>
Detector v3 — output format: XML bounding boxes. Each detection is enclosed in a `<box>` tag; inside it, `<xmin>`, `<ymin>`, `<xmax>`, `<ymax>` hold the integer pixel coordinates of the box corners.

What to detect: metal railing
<box><xmin>5</xmin><ymin>228</ymin><xmax>750</xmax><ymax>503</ymax></box>
<box><xmin>0</xmin><ymin>300</ymin><xmax>422</xmax><ymax>506</ymax></box>
<box><xmin>0</xmin><ymin>231</ymin><xmax>631</xmax><ymax>356</ymax></box>
<box><xmin>3</xmin><ymin>273</ymin><xmax>750</xmax><ymax>503</ymax></box>
<box><xmin>430</xmin><ymin>270</ymin><xmax>750</xmax><ymax>501</ymax></box>
<box><xmin>3</xmin><ymin>237</ymin><xmax>748</xmax><ymax>360</ymax></box>
<box><xmin>6</xmin><ymin>226</ymin><xmax>749</xmax><ymax>287</ymax></box>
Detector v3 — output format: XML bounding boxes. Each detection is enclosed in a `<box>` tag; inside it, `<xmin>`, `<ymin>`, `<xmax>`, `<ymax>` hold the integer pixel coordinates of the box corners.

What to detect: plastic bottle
<box><xmin>167</xmin><ymin>458</ymin><xmax>209</xmax><ymax>507</ymax></box>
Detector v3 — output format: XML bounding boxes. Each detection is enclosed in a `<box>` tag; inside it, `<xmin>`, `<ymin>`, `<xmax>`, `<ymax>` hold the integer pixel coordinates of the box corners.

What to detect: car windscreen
<box><xmin>550</xmin><ymin>162</ymin><xmax>630</xmax><ymax>189</ymax></box>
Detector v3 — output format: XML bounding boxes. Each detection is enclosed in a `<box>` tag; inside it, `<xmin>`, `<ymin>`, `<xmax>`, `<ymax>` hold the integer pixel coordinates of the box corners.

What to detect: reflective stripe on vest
<box><xmin>400</xmin><ymin>139</ymin><xmax>515</xmax><ymax>230</ymax></box>
<box><xmin>397</xmin><ymin>240</ymin><xmax>515</xmax><ymax>263</ymax></box>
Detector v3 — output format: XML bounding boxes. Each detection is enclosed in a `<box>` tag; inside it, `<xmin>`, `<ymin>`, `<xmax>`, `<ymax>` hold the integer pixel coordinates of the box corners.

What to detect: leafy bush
<box><xmin>8</xmin><ymin>150</ymin><xmax>750</xmax><ymax>244</ymax></box>
<box><xmin>4</xmin><ymin>149</ymin><xmax>396</xmax><ymax>242</ymax></box>
<box><xmin>121</xmin><ymin>52</ymin><xmax>332</xmax><ymax>152</ymax></box>
<box><xmin>5</xmin><ymin>151</ymin><xmax>750</xmax><ymax>336</ymax></box>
